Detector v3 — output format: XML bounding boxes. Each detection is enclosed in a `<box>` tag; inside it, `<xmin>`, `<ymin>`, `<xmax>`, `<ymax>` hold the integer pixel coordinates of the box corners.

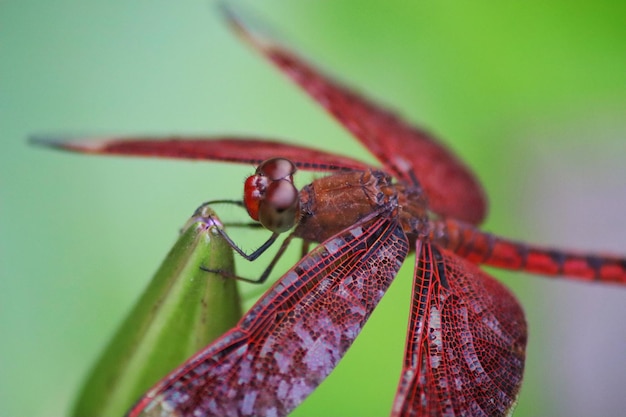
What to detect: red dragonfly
<box><xmin>38</xmin><ymin>8</ymin><xmax>625</xmax><ymax>417</ymax></box>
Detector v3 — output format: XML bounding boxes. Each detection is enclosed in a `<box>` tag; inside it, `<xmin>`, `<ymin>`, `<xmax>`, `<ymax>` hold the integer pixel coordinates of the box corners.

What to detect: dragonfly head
<box><xmin>244</xmin><ymin>157</ymin><xmax>301</xmax><ymax>233</ymax></box>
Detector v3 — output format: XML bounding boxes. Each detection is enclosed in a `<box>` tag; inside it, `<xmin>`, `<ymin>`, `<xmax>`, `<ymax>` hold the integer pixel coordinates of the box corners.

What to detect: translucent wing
<box><xmin>393</xmin><ymin>243</ymin><xmax>527</xmax><ymax>416</ymax></box>
<box><xmin>128</xmin><ymin>215</ymin><xmax>409</xmax><ymax>417</ymax></box>
<box><xmin>31</xmin><ymin>136</ymin><xmax>370</xmax><ymax>173</ymax></box>
<box><xmin>225</xmin><ymin>7</ymin><xmax>487</xmax><ymax>224</ymax></box>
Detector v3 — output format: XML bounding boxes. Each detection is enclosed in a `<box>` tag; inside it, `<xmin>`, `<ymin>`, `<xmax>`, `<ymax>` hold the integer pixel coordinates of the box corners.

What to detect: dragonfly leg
<box><xmin>201</xmin><ymin>233</ymin><xmax>298</xmax><ymax>284</ymax></box>
<box><xmin>191</xmin><ymin>200</ymin><xmax>305</xmax><ymax>284</ymax></box>
<box><xmin>212</xmin><ymin>226</ymin><xmax>279</xmax><ymax>262</ymax></box>
<box><xmin>191</xmin><ymin>200</ymin><xmax>279</xmax><ymax>261</ymax></box>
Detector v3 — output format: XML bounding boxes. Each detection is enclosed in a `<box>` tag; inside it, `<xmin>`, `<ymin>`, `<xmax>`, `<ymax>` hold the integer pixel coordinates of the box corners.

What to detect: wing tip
<box><xmin>29</xmin><ymin>135</ymin><xmax>111</xmax><ymax>154</ymax></box>
<box><xmin>218</xmin><ymin>1</ymin><xmax>280</xmax><ymax>52</ymax></box>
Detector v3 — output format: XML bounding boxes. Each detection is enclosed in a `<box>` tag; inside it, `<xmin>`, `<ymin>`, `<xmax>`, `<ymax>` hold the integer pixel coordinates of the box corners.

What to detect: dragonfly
<box><xmin>37</xmin><ymin>7</ymin><xmax>626</xmax><ymax>417</ymax></box>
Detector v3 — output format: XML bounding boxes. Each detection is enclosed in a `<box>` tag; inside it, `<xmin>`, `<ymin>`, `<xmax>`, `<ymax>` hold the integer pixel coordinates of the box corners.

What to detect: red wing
<box><xmin>392</xmin><ymin>243</ymin><xmax>526</xmax><ymax>417</ymax></box>
<box><xmin>224</xmin><ymin>7</ymin><xmax>487</xmax><ymax>224</ymax></box>
<box><xmin>31</xmin><ymin>136</ymin><xmax>371</xmax><ymax>173</ymax></box>
<box><xmin>127</xmin><ymin>215</ymin><xmax>409</xmax><ymax>417</ymax></box>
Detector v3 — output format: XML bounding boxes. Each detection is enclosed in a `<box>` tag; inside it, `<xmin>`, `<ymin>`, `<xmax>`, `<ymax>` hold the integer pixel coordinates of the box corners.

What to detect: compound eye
<box><xmin>243</xmin><ymin>174</ymin><xmax>268</xmax><ymax>221</ymax></box>
<box><xmin>258</xmin><ymin>179</ymin><xmax>300</xmax><ymax>233</ymax></box>
<box><xmin>243</xmin><ymin>158</ymin><xmax>300</xmax><ymax>231</ymax></box>
<box><xmin>256</xmin><ymin>157</ymin><xmax>297</xmax><ymax>181</ymax></box>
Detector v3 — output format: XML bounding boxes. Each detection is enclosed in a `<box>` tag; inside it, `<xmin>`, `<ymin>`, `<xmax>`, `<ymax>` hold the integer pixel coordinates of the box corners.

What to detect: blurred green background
<box><xmin>2</xmin><ymin>1</ymin><xmax>625</xmax><ymax>416</ymax></box>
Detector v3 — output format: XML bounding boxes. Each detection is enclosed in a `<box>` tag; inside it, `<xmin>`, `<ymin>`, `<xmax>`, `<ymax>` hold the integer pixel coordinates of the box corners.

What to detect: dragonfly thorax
<box><xmin>293</xmin><ymin>168</ymin><xmax>429</xmax><ymax>243</ymax></box>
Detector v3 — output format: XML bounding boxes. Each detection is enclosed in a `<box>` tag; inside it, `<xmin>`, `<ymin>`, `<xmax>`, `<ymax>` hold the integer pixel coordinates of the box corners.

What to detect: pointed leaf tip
<box><xmin>72</xmin><ymin>206</ymin><xmax>241</xmax><ymax>417</ymax></box>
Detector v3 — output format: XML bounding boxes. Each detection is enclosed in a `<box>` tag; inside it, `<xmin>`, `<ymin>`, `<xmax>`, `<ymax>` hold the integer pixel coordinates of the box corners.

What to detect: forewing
<box><xmin>31</xmin><ymin>136</ymin><xmax>371</xmax><ymax>173</ymax></box>
<box><xmin>392</xmin><ymin>243</ymin><xmax>526</xmax><ymax>417</ymax></box>
<box><xmin>225</xmin><ymin>8</ymin><xmax>487</xmax><ymax>224</ymax></box>
<box><xmin>128</xmin><ymin>215</ymin><xmax>409</xmax><ymax>417</ymax></box>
